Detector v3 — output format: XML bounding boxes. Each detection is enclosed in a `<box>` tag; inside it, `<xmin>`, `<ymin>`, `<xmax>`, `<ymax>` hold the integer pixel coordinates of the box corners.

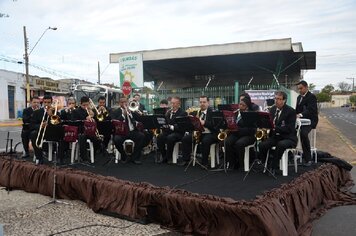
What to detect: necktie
<box><xmin>299</xmin><ymin>96</ymin><xmax>303</xmax><ymax>105</ymax></box>
<box><xmin>200</xmin><ymin>112</ymin><xmax>206</xmax><ymax>121</ymax></box>
<box><xmin>274</xmin><ymin>109</ymin><xmax>280</xmax><ymax>125</ymax></box>
<box><xmin>170</xmin><ymin>111</ymin><xmax>175</xmax><ymax>120</ymax></box>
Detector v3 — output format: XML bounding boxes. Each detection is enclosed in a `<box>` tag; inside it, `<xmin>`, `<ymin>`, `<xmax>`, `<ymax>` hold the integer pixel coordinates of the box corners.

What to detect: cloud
<box><xmin>0</xmin><ymin>0</ymin><xmax>356</xmax><ymax>88</ymax></box>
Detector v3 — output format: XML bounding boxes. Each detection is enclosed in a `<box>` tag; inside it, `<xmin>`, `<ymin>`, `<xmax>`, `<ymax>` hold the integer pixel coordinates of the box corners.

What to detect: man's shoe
<box><xmin>133</xmin><ymin>160</ymin><xmax>142</xmax><ymax>165</ymax></box>
<box><xmin>303</xmin><ymin>161</ymin><xmax>312</xmax><ymax>167</ymax></box>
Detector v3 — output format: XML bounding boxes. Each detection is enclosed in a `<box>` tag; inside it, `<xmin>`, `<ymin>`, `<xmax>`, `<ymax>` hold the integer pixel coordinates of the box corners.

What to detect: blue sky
<box><xmin>1</xmin><ymin>0</ymin><xmax>355</xmax><ymax>89</ymax></box>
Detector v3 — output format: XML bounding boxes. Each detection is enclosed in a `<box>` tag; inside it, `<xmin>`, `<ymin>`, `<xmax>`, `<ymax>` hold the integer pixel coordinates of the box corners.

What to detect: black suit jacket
<box><xmin>165</xmin><ymin>108</ymin><xmax>187</xmax><ymax>133</ymax></box>
<box><xmin>22</xmin><ymin>107</ymin><xmax>35</xmax><ymax>130</ymax></box>
<box><xmin>190</xmin><ymin>107</ymin><xmax>218</xmax><ymax>133</ymax></box>
<box><xmin>30</xmin><ymin>108</ymin><xmax>47</xmax><ymax>132</ymax></box>
<box><xmin>110</xmin><ymin>107</ymin><xmax>140</xmax><ymax>131</ymax></box>
<box><xmin>71</xmin><ymin>106</ymin><xmax>89</xmax><ymax>121</ymax></box>
<box><xmin>296</xmin><ymin>91</ymin><xmax>318</xmax><ymax>128</ymax></box>
<box><xmin>270</xmin><ymin>104</ymin><xmax>297</xmax><ymax>142</ymax></box>
<box><xmin>237</xmin><ymin>110</ymin><xmax>257</xmax><ymax>137</ymax></box>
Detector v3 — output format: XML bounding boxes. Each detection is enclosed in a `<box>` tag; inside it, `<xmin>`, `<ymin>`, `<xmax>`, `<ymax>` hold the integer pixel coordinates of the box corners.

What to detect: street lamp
<box><xmin>23</xmin><ymin>26</ymin><xmax>57</xmax><ymax>107</ymax></box>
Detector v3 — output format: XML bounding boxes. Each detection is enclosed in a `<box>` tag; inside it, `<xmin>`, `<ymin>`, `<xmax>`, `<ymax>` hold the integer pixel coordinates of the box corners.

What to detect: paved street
<box><xmin>321</xmin><ymin>107</ymin><xmax>356</xmax><ymax>148</ymax></box>
<box><xmin>0</xmin><ymin>127</ymin><xmax>22</xmax><ymax>152</ymax></box>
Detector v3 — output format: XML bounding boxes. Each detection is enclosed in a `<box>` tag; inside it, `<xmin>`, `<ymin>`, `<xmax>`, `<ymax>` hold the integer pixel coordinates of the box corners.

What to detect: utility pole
<box><xmin>347</xmin><ymin>77</ymin><xmax>355</xmax><ymax>92</ymax></box>
<box><xmin>97</xmin><ymin>61</ymin><xmax>101</xmax><ymax>84</ymax></box>
<box><xmin>23</xmin><ymin>26</ymin><xmax>30</xmax><ymax>107</ymax></box>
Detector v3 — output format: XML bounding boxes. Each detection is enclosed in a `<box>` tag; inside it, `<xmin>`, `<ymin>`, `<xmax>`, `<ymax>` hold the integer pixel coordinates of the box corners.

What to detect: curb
<box><xmin>0</xmin><ymin>123</ymin><xmax>22</xmax><ymax>127</ymax></box>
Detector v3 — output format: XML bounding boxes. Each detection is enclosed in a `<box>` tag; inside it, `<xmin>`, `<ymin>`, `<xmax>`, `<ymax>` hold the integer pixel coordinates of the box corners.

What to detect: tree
<box><xmin>316</xmin><ymin>92</ymin><xmax>331</xmax><ymax>102</ymax></box>
<box><xmin>309</xmin><ymin>83</ymin><xmax>316</xmax><ymax>91</ymax></box>
<box><xmin>350</xmin><ymin>95</ymin><xmax>356</xmax><ymax>105</ymax></box>
<box><xmin>338</xmin><ymin>82</ymin><xmax>351</xmax><ymax>92</ymax></box>
<box><xmin>321</xmin><ymin>84</ymin><xmax>334</xmax><ymax>94</ymax></box>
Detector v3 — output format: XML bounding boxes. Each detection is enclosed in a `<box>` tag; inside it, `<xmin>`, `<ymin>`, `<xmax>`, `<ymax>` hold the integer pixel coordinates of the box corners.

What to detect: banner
<box><xmin>119</xmin><ymin>54</ymin><xmax>144</xmax><ymax>88</ymax></box>
<box><xmin>245</xmin><ymin>90</ymin><xmax>276</xmax><ymax>110</ymax></box>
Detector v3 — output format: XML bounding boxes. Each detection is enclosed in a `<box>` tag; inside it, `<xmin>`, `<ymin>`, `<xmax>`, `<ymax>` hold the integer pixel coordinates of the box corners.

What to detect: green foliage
<box><xmin>316</xmin><ymin>92</ymin><xmax>331</xmax><ymax>102</ymax></box>
<box><xmin>349</xmin><ymin>95</ymin><xmax>356</xmax><ymax>104</ymax></box>
<box><xmin>309</xmin><ymin>83</ymin><xmax>316</xmax><ymax>91</ymax></box>
<box><xmin>321</xmin><ymin>84</ymin><xmax>334</xmax><ymax>94</ymax></box>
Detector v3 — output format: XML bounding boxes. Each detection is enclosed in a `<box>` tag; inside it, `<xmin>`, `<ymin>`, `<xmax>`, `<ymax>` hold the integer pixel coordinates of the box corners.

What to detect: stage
<box><xmin>1</xmin><ymin>152</ymin><xmax>355</xmax><ymax>235</ymax></box>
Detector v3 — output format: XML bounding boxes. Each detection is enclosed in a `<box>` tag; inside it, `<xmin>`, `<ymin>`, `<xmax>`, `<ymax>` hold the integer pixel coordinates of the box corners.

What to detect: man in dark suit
<box><xmin>180</xmin><ymin>96</ymin><xmax>218</xmax><ymax>167</ymax></box>
<box><xmin>95</xmin><ymin>96</ymin><xmax>112</xmax><ymax>151</ymax></box>
<box><xmin>60</xmin><ymin>97</ymin><xmax>76</xmax><ymax>121</ymax></box>
<box><xmin>296</xmin><ymin>80</ymin><xmax>318</xmax><ymax>166</ymax></box>
<box><xmin>111</xmin><ymin>97</ymin><xmax>145</xmax><ymax>164</ymax></box>
<box><xmin>157</xmin><ymin>96</ymin><xmax>187</xmax><ymax>164</ymax></box>
<box><xmin>133</xmin><ymin>93</ymin><xmax>146</xmax><ymax>113</ymax></box>
<box><xmin>71</xmin><ymin>96</ymin><xmax>101</xmax><ymax>162</ymax></box>
<box><xmin>258</xmin><ymin>91</ymin><xmax>297</xmax><ymax>175</ymax></box>
<box><xmin>21</xmin><ymin>96</ymin><xmax>40</xmax><ymax>158</ymax></box>
<box><xmin>30</xmin><ymin>95</ymin><xmax>54</xmax><ymax>164</ymax></box>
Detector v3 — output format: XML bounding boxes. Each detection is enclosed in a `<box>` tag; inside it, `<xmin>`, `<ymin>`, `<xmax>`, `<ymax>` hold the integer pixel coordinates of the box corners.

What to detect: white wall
<box><xmin>0</xmin><ymin>70</ymin><xmax>26</xmax><ymax>120</ymax></box>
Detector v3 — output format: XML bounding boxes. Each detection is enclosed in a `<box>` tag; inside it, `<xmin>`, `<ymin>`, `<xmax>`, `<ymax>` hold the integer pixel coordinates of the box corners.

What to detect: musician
<box><xmin>133</xmin><ymin>93</ymin><xmax>146</xmax><ymax>113</ymax></box>
<box><xmin>258</xmin><ymin>91</ymin><xmax>297</xmax><ymax>175</ymax></box>
<box><xmin>60</xmin><ymin>97</ymin><xmax>76</xmax><ymax>121</ymax></box>
<box><xmin>180</xmin><ymin>96</ymin><xmax>218</xmax><ymax>167</ymax></box>
<box><xmin>157</xmin><ymin>96</ymin><xmax>187</xmax><ymax>164</ymax></box>
<box><xmin>160</xmin><ymin>99</ymin><xmax>169</xmax><ymax>108</ymax></box>
<box><xmin>21</xmin><ymin>96</ymin><xmax>40</xmax><ymax>158</ymax></box>
<box><xmin>111</xmin><ymin>97</ymin><xmax>145</xmax><ymax>164</ymax></box>
<box><xmin>95</xmin><ymin>96</ymin><xmax>112</xmax><ymax>151</ymax></box>
<box><xmin>71</xmin><ymin>96</ymin><xmax>101</xmax><ymax>162</ymax></box>
<box><xmin>30</xmin><ymin>95</ymin><xmax>54</xmax><ymax>164</ymax></box>
<box><xmin>225</xmin><ymin>97</ymin><xmax>257</xmax><ymax>170</ymax></box>
<box><xmin>240</xmin><ymin>92</ymin><xmax>260</xmax><ymax>111</ymax></box>
<box><xmin>295</xmin><ymin>80</ymin><xmax>318</xmax><ymax>166</ymax></box>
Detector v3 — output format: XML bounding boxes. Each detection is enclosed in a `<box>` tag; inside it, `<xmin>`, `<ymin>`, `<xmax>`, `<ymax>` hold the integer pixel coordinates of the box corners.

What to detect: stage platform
<box><xmin>1</xmin><ymin>152</ymin><xmax>355</xmax><ymax>235</ymax></box>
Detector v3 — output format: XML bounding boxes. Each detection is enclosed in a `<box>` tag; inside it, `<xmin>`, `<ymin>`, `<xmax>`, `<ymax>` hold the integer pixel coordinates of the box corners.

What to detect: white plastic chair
<box><xmin>309</xmin><ymin>129</ymin><xmax>318</xmax><ymax>163</ymax></box>
<box><xmin>209</xmin><ymin>143</ymin><xmax>220</xmax><ymax>168</ymax></box>
<box><xmin>243</xmin><ymin>142</ymin><xmax>256</xmax><ymax>172</ymax></box>
<box><xmin>172</xmin><ymin>142</ymin><xmax>181</xmax><ymax>164</ymax></box>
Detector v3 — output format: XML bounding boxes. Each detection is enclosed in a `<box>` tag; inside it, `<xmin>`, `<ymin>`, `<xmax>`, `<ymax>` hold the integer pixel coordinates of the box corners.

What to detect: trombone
<box><xmin>35</xmin><ymin>106</ymin><xmax>50</xmax><ymax>148</ymax></box>
<box><xmin>89</xmin><ymin>98</ymin><xmax>108</xmax><ymax>122</ymax></box>
<box><xmin>85</xmin><ymin>107</ymin><xmax>104</xmax><ymax>141</ymax></box>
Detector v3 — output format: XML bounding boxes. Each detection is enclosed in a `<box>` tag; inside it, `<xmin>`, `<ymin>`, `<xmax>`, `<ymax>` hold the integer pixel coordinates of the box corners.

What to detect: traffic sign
<box><xmin>122</xmin><ymin>81</ymin><xmax>132</xmax><ymax>96</ymax></box>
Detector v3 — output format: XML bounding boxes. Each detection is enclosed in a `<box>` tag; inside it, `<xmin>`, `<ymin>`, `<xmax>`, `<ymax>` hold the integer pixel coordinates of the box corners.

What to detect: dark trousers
<box><xmin>21</xmin><ymin>129</ymin><xmax>31</xmax><ymax>154</ymax></box>
<box><xmin>113</xmin><ymin>130</ymin><xmax>145</xmax><ymax>161</ymax></box>
<box><xmin>300</xmin><ymin>125</ymin><xmax>312</xmax><ymax>162</ymax></box>
<box><xmin>258</xmin><ymin>136</ymin><xmax>297</xmax><ymax>169</ymax></box>
<box><xmin>182</xmin><ymin>133</ymin><xmax>218</xmax><ymax>165</ymax></box>
<box><xmin>30</xmin><ymin>130</ymin><xmax>43</xmax><ymax>161</ymax></box>
<box><xmin>78</xmin><ymin>134</ymin><xmax>101</xmax><ymax>161</ymax></box>
<box><xmin>58</xmin><ymin>140</ymin><xmax>69</xmax><ymax>163</ymax></box>
<box><xmin>157</xmin><ymin>131</ymin><xmax>184</xmax><ymax>161</ymax></box>
<box><xmin>225</xmin><ymin>134</ymin><xmax>256</xmax><ymax>168</ymax></box>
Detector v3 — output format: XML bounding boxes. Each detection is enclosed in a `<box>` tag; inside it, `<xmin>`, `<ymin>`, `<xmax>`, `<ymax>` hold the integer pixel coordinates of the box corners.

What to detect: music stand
<box><xmin>242</xmin><ymin>111</ymin><xmax>276</xmax><ymax>181</ymax></box>
<box><xmin>173</xmin><ymin>116</ymin><xmax>206</xmax><ymax>171</ymax></box>
<box><xmin>37</xmin><ymin>124</ymin><xmax>71</xmax><ymax>208</ymax></box>
<box><xmin>153</xmin><ymin>108</ymin><xmax>168</xmax><ymax>115</ymax></box>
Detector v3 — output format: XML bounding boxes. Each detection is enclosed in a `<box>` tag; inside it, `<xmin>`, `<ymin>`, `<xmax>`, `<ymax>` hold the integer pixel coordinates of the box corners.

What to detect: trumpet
<box><xmin>35</xmin><ymin>106</ymin><xmax>50</xmax><ymax>148</ymax></box>
<box><xmin>85</xmin><ymin>107</ymin><xmax>104</xmax><ymax>141</ymax></box>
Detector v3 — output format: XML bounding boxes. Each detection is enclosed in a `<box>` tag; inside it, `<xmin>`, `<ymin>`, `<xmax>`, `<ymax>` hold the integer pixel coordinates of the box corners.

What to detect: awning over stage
<box><xmin>110</xmin><ymin>38</ymin><xmax>316</xmax><ymax>89</ymax></box>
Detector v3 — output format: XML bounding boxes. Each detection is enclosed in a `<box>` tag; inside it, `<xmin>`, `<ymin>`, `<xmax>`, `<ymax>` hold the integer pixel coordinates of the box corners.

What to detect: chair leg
<box><xmin>244</xmin><ymin>146</ymin><xmax>250</xmax><ymax>172</ymax></box>
<box><xmin>114</xmin><ymin>148</ymin><xmax>121</xmax><ymax>163</ymax></box>
<box><xmin>48</xmin><ymin>142</ymin><xmax>53</xmax><ymax>162</ymax></box>
<box><xmin>210</xmin><ymin>144</ymin><xmax>216</xmax><ymax>168</ymax></box>
<box><xmin>70</xmin><ymin>142</ymin><xmax>76</xmax><ymax>164</ymax></box>
<box><xmin>215</xmin><ymin>143</ymin><xmax>220</xmax><ymax>165</ymax></box>
<box><xmin>282</xmin><ymin>151</ymin><xmax>288</xmax><ymax>176</ymax></box>
<box><xmin>263</xmin><ymin>150</ymin><xmax>270</xmax><ymax>173</ymax></box>
<box><xmin>172</xmin><ymin>142</ymin><xmax>180</xmax><ymax>164</ymax></box>
<box><xmin>87</xmin><ymin>140</ymin><xmax>94</xmax><ymax>163</ymax></box>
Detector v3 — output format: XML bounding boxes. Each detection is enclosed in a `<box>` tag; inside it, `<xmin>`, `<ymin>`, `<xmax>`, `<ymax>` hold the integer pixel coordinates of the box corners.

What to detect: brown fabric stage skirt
<box><xmin>0</xmin><ymin>157</ymin><xmax>355</xmax><ymax>236</ymax></box>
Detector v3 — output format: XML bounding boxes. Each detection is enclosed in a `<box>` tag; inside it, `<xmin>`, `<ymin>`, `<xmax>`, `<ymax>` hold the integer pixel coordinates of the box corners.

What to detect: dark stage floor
<box><xmin>44</xmin><ymin>152</ymin><xmax>318</xmax><ymax>201</ymax></box>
